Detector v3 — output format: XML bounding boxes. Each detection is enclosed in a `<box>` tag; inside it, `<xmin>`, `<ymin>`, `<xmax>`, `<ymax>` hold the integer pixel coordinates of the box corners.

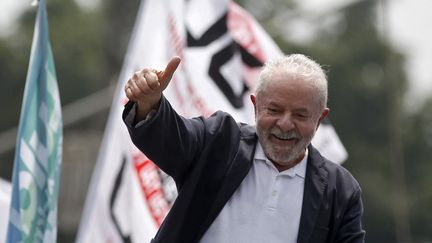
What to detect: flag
<box><xmin>6</xmin><ymin>0</ymin><xmax>63</xmax><ymax>242</ymax></box>
<box><xmin>77</xmin><ymin>0</ymin><xmax>347</xmax><ymax>242</ymax></box>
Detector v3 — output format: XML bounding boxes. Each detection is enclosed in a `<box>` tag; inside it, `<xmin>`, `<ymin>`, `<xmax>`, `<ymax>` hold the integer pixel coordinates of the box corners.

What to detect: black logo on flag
<box><xmin>187</xmin><ymin>12</ymin><xmax>262</xmax><ymax>109</ymax></box>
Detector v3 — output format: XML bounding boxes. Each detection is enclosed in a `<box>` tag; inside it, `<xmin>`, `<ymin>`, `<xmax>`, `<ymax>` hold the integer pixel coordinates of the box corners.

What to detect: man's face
<box><xmin>251</xmin><ymin>72</ymin><xmax>329</xmax><ymax>169</ymax></box>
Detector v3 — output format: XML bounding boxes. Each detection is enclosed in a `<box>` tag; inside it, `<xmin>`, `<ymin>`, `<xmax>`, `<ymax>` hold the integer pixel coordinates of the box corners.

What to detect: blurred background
<box><xmin>1</xmin><ymin>0</ymin><xmax>432</xmax><ymax>242</ymax></box>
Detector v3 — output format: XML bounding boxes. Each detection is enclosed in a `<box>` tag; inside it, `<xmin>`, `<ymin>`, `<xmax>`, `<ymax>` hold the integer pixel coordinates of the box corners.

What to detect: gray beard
<box><xmin>257</xmin><ymin>127</ymin><xmax>314</xmax><ymax>165</ymax></box>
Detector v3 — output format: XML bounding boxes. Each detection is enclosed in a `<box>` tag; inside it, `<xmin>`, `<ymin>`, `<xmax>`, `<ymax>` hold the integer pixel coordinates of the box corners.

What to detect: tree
<box><xmin>242</xmin><ymin>0</ymin><xmax>432</xmax><ymax>241</ymax></box>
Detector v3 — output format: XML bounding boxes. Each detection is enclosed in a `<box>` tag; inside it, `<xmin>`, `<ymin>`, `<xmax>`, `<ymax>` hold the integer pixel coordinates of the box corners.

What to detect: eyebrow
<box><xmin>293</xmin><ymin>108</ymin><xmax>310</xmax><ymax>113</ymax></box>
<box><xmin>267</xmin><ymin>102</ymin><xmax>310</xmax><ymax>113</ymax></box>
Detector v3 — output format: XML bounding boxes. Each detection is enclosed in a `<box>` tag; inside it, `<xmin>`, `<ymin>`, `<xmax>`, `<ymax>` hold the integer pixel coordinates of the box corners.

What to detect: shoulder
<box><xmin>199</xmin><ymin>111</ymin><xmax>240</xmax><ymax>134</ymax></box>
<box><xmin>309</xmin><ymin>146</ymin><xmax>361</xmax><ymax>194</ymax></box>
<box><xmin>188</xmin><ymin>111</ymin><xmax>246</xmax><ymax>148</ymax></box>
<box><xmin>238</xmin><ymin>122</ymin><xmax>256</xmax><ymax>139</ymax></box>
<box><xmin>324</xmin><ymin>158</ymin><xmax>361</xmax><ymax>194</ymax></box>
<box><xmin>322</xmin><ymin>159</ymin><xmax>363</xmax><ymax>208</ymax></box>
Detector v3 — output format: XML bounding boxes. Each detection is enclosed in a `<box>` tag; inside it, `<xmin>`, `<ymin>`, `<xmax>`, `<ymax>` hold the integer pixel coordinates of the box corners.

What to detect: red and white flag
<box><xmin>77</xmin><ymin>0</ymin><xmax>347</xmax><ymax>242</ymax></box>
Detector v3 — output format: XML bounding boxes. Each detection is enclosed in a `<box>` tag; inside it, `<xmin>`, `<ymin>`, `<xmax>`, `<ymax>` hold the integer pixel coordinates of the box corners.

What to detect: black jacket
<box><xmin>123</xmin><ymin>96</ymin><xmax>365</xmax><ymax>243</ymax></box>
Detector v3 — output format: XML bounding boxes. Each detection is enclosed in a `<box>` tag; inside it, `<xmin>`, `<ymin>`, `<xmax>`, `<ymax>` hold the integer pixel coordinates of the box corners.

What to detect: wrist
<box><xmin>135</xmin><ymin>96</ymin><xmax>161</xmax><ymax>121</ymax></box>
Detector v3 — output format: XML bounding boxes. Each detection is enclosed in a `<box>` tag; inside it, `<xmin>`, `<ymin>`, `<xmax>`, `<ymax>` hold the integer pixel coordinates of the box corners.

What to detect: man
<box><xmin>123</xmin><ymin>54</ymin><xmax>365</xmax><ymax>243</ymax></box>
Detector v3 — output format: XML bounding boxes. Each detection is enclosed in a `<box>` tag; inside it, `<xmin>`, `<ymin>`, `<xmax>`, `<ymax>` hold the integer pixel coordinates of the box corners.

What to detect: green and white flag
<box><xmin>6</xmin><ymin>0</ymin><xmax>63</xmax><ymax>242</ymax></box>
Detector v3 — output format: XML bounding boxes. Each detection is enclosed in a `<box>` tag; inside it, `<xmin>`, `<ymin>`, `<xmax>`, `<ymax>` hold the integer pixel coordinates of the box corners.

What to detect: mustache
<box><xmin>269</xmin><ymin>127</ymin><xmax>300</xmax><ymax>140</ymax></box>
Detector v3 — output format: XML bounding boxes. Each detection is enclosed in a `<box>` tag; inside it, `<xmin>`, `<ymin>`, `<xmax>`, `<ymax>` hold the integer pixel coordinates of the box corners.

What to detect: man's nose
<box><xmin>276</xmin><ymin>113</ymin><xmax>294</xmax><ymax>131</ymax></box>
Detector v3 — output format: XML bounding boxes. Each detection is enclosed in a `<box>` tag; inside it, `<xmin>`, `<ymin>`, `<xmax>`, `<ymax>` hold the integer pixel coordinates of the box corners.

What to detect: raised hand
<box><xmin>125</xmin><ymin>56</ymin><xmax>181</xmax><ymax>120</ymax></box>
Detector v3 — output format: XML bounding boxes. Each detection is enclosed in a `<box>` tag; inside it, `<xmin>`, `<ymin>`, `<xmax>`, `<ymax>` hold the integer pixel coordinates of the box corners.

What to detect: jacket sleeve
<box><xmin>334</xmin><ymin>186</ymin><xmax>366</xmax><ymax>243</ymax></box>
<box><xmin>122</xmin><ymin>96</ymin><xmax>206</xmax><ymax>181</ymax></box>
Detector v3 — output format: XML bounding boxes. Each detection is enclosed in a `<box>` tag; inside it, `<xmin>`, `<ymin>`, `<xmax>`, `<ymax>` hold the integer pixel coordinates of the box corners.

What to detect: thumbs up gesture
<box><xmin>125</xmin><ymin>56</ymin><xmax>181</xmax><ymax>120</ymax></box>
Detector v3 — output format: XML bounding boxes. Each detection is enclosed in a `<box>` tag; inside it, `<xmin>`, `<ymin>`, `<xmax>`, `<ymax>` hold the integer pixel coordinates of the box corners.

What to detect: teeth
<box><xmin>270</xmin><ymin>128</ymin><xmax>299</xmax><ymax>140</ymax></box>
<box><xmin>273</xmin><ymin>134</ymin><xmax>297</xmax><ymax>140</ymax></box>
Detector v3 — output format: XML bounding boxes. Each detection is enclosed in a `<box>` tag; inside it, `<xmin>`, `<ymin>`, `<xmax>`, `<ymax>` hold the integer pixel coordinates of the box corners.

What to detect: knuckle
<box><xmin>133</xmin><ymin>71</ymin><xmax>143</xmax><ymax>80</ymax></box>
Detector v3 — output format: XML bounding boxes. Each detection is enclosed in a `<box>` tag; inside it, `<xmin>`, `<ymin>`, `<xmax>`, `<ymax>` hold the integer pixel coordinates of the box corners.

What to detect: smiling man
<box><xmin>123</xmin><ymin>54</ymin><xmax>365</xmax><ymax>243</ymax></box>
<box><xmin>251</xmin><ymin>56</ymin><xmax>329</xmax><ymax>172</ymax></box>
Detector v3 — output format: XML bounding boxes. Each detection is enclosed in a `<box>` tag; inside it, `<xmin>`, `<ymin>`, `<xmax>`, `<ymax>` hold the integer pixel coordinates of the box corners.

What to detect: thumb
<box><xmin>158</xmin><ymin>56</ymin><xmax>181</xmax><ymax>89</ymax></box>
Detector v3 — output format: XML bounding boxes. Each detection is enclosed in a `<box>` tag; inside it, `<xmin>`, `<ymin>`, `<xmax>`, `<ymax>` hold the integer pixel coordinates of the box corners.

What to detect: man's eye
<box><xmin>267</xmin><ymin>108</ymin><xmax>279</xmax><ymax>113</ymax></box>
<box><xmin>296</xmin><ymin>113</ymin><xmax>309</xmax><ymax>119</ymax></box>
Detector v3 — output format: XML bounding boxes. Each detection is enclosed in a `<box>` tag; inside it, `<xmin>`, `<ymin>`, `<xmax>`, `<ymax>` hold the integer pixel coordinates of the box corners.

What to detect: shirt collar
<box><xmin>254</xmin><ymin>142</ymin><xmax>308</xmax><ymax>178</ymax></box>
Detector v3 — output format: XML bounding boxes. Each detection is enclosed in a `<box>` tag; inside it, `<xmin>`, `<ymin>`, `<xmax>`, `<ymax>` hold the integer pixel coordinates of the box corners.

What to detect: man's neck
<box><xmin>271</xmin><ymin>151</ymin><xmax>307</xmax><ymax>172</ymax></box>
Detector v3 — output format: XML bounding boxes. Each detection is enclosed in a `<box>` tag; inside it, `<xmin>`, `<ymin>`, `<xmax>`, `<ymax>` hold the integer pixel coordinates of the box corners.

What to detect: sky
<box><xmin>1</xmin><ymin>0</ymin><xmax>431</xmax><ymax>107</ymax></box>
<box><xmin>385</xmin><ymin>0</ymin><xmax>432</xmax><ymax>105</ymax></box>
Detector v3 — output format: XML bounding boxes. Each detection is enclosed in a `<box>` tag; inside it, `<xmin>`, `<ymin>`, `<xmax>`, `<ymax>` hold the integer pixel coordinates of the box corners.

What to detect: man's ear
<box><xmin>250</xmin><ymin>95</ymin><xmax>257</xmax><ymax>116</ymax></box>
<box><xmin>316</xmin><ymin>108</ymin><xmax>330</xmax><ymax>130</ymax></box>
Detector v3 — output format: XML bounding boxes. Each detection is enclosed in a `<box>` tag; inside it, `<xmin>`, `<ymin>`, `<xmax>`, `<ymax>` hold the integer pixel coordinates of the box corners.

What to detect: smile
<box><xmin>271</xmin><ymin>134</ymin><xmax>298</xmax><ymax>143</ymax></box>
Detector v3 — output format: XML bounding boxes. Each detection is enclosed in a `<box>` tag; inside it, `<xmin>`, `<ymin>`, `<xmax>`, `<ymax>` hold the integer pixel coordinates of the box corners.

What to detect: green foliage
<box><xmin>244</xmin><ymin>0</ymin><xmax>432</xmax><ymax>241</ymax></box>
<box><xmin>404</xmin><ymin>97</ymin><xmax>432</xmax><ymax>239</ymax></box>
<box><xmin>305</xmin><ymin>3</ymin><xmax>399</xmax><ymax>240</ymax></box>
<box><xmin>0</xmin><ymin>0</ymin><xmax>140</xmax><ymax>120</ymax></box>
<box><xmin>0</xmin><ymin>39</ymin><xmax>29</xmax><ymax>130</ymax></box>
<box><xmin>0</xmin><ymin>0</ymin><xmax>139</xmax><ymax>236</ymax></box>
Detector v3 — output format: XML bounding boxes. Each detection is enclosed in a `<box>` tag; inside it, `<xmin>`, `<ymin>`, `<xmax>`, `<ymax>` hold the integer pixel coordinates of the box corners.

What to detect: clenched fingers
<box><xmin>142</xmin><ymin>69</ymin><xmax>161</xmax><ymax>90</ymax></box>
<box><xmin>124</xmin><ymin>56</ymin><xmax>181</xmax><ymax>102</ymax></box>
<box><xmin>125</xmin><ymin>70</ymin><xmax>159</xmax><ymax>98</ymax></box>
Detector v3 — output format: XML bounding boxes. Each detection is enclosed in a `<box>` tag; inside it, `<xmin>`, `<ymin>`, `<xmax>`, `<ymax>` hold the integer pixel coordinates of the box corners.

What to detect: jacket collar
<box><xmin>198</xmin><ymin>123</ymin><xmax>257</xmax><ymax>240</ymax></box>
<box><xmin>198</xmin><ymin>125</ymin><xmax>329</xmax><ymax>243</ymax></box>
<box><xmin>297</xmin><ymin>144</ymin><xmax>329</xmax><ymax>243</ymax></box>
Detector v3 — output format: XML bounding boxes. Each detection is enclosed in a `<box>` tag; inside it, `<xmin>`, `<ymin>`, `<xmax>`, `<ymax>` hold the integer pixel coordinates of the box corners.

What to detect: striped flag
<box><xmin>6</xmin><ymin>0</ymin><xmax>63</xmax><ymax>242</ymax></box>
<box><xmin>77</xmin><ymin>0</ymin><xmax>347</xmax><ymax>242</ymax></box>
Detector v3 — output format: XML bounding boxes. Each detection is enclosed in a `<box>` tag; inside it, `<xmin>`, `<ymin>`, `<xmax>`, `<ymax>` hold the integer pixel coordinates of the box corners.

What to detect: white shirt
<box><xmin>200</xmin><ymin>142</ymin><xmax>308</xmax><ymax>243</ymax></box>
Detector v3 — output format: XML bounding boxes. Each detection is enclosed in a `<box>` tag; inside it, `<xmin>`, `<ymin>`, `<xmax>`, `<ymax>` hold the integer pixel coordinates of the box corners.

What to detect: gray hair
<box><xmin>255</xmin><ymin>54</ymin><xmax>328</xmax><ymax>108</ymax></box>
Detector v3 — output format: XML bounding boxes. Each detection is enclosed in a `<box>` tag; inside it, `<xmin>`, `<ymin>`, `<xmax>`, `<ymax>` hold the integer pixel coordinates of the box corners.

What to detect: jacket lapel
<box><xmin>297</xmin><ymin>145</ymin><xmax>328</xmax><ymax>243</ymax></box>
<box><xmin>198</xmin><ymin>124</ymin><xmax>257</xmax><ymax>239</ymax></box>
